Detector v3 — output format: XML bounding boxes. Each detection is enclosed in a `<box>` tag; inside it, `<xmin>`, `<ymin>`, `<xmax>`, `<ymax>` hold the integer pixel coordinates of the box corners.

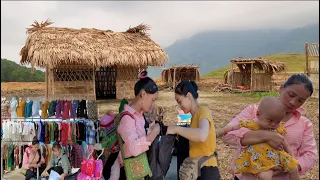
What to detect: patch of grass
<box><xmin>237</xmin><ymin>91</ymin><xmax>279</xmax><ymax>99</ymax></box>
<box><xmin>203</xmin><ymin>54</ymin><xmax>319</xmax><ymax>78</ymax></box>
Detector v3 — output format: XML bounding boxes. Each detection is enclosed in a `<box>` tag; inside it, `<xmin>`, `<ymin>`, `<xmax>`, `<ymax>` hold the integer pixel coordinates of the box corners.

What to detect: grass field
<box><xmin>204</xmin><ymin>54</ymin><xmax>319</xmax><ymax>78</ymax></box>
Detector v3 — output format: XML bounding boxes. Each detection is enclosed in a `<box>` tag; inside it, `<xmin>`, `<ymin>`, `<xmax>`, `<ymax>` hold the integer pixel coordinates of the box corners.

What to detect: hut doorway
<box><xmin>95</xmin><ymin>66</ymin><xmax>117</xmax><ymax>99</ymax></box>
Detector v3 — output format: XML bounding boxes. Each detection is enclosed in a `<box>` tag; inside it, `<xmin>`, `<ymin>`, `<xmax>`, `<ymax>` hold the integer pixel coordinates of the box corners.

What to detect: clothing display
<box><xmin>1</xmin><ymin>96</ymin><xmax>102</xmax><ymax>179</ymax></box>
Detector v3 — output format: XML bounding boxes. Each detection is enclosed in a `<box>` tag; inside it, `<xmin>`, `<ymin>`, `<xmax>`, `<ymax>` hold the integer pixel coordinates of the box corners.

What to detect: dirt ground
<box><xmin>1</xmin><ymin>82</ymin><xmax>319</xmax><ymax>179</ymax></box>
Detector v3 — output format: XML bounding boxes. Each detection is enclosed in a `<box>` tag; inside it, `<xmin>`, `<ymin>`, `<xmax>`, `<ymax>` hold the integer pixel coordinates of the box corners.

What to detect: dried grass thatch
<box><xmin>20</xmin><ymin>19</ymin><xmax>168</xmax><ymax>68</ymax></box>
<box><xmin>230</xmin><ymin>57</ymin><xmax>285</xmax><ymax>73</ymax></box>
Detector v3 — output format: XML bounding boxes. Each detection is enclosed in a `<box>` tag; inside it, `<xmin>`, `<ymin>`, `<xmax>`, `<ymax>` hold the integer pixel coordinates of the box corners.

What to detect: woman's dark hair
<box><xmin>175</xmin><ymin>80</ymin><xmax>199</xmax><ymax>99</ymax></box>
<box><xmin>32</xmin><ymin>137</ymin><xmax>40</xmax><ymax>145</ymax></box>
<box><xmin>284</xmin><ymin>74</ymin><xmax>314</xmax><ymax>95</ymax></box>
<box><xmin>134</xmin><ymin>70</ymin><xmax>159</xmax><ymax>96</ymax></box>
<box><xmin>53</xmin><ymin>141</ymin><xmax>62</xmax><ymax>149</ymax></box>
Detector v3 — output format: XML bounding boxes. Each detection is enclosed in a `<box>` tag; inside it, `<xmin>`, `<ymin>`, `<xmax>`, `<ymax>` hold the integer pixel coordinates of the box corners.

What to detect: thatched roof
<box><xmin>230</xmin><ymin>57</ymin><xmax>285</xmax><ymax>73</ymax></box>
<box><xmin>20</xmin><ymin>19</ymin><xmax>168</xmax><ymax>68</ymax></box>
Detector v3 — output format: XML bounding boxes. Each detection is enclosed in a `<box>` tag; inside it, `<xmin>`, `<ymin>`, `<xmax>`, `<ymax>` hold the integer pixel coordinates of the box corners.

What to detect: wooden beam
<box><xmin>231</xmin><ymin>63</ymin><xmax>234</xmax><ymax>90</ymax></box>
<box><xmin>305</xmin><ymin>42</ymin><xmax>309</xmax><ymax>76</ymax></box>
<box><xmin>250</xmin><ymin>63</ymin><xmax>254</xmax><ymax>93</ymax></box>
<box><xmin>45</xmin><ymin>67</ymin><xmax>48</xmax><ymax>100</ymax></box>
<box><xmin>173</xmin><ymin>68</ymin><xmax>176</xmax><ymax>89</ymax></box>
<box><xmin>231</xmin><ymin>61</ymin><xmax>255</xmax><ymax>64</ymax></box>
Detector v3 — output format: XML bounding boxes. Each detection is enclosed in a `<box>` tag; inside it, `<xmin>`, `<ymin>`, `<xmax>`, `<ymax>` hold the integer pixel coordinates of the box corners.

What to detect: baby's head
<box><xmin>256</xmin><ymin>96</ymin><xmax>286</xmax><ymax>130</ymax></box>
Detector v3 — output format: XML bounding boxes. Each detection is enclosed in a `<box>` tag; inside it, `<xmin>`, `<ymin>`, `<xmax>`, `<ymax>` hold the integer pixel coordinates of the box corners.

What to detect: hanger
<box><xmin>87</xmin><ymin>148</ymin><xmax>94</xmax><ymax>159</ymax></box>
<box><xmin>93</xmin><ymin>143</ymin><xmax>104</xmax><ymax>160</ymax></box>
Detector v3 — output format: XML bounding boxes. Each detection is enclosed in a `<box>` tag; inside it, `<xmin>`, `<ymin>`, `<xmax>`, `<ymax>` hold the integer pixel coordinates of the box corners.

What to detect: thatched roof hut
<box><xmin>20</xmin><ymin>20</ymin><xmax>168</xmax><ymax>69</ymax></box>
<box><xmin>226</xmin><ymin>57</ymin><xmax>285</xmax><ymax>92</ymax></box>
<box><xmin>161</xmin><ymin>65</ymin><xmax>200</xmax><ymax>88</ymax></box>
<box><xmin>230</xmin><ymin>57</ymin><xmax>285</xmax><ymax>73</ymax></box>
<box><xmin>20</xmin><ymin>20</ymin><xmax>168</xmax><ymax>100</ymax></box>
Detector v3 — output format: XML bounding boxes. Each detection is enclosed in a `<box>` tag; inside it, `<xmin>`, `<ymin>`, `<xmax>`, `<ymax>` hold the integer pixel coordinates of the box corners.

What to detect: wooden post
<box><xmin>45</xmin><ymin>67</ymin><xmax>49</xmax><ymax>99</ymax></box>
<box><xmin>93</xmin><ymin>67</ymin><xmax>96</xmax><ymax>100</ymax></box>
<box><xmin>305</xmin><ymin>42</ymin><xmax>309</xmax><ymax>76</ymax></box>
<box><xmin>195</xmin><ymin>68</ymin><xmax>199</xmax><ymax>82</ymax></box>
<box><xmin>250</xmin><ymin>63</ymin><xmax>254</xmax><ymax>93</ymax></box>
<box><xmin>231</xmin><ymin>63</ymin><xmax>234</xmax><ymax>90</ymax></box>
<box><xmin>173</xmin><ymin>68</ymin><xmax>176</xmax><ymax>89</ymax></box>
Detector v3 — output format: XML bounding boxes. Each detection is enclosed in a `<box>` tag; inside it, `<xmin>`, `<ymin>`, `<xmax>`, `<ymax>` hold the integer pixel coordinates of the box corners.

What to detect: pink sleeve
<box><xmin>22</xmin><ymin>151</ymin><xmax>30</xmax><ymax>169</ymax></box>
<box><xmin>297</xmin><ymin>119</ymin><xmax>318</xmax><ymax>174</ymax></box>
<box><xmin>117</xmin><ymin>115</ymin><xmax>151</xmax><ymax>157</ymax></box>
<box><xmin>222</xmin><ymin>105</ymin><xmax>256</xmax><ymax>147</ymax></box>
<box><xmin>110</xmin><ymin>159</ymin><xmax>120</xmax><ymax>180</ymax></box>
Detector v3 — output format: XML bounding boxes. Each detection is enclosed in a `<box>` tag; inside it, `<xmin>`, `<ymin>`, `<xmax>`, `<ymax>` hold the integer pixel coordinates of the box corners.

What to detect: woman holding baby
<box><xmin>220</xmin><ymin>74</ymin><xmax>318</xmax><ymax>180</ymax></box>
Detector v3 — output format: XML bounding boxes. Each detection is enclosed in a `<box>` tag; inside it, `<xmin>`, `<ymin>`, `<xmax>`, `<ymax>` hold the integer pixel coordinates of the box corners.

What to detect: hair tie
<box><xmin>140</xmin><ymin>74</ymin><xmax>148</xmax><ymax>79</ymax></box>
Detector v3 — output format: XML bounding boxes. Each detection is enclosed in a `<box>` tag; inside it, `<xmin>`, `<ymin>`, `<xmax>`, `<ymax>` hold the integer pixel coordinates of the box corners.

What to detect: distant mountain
<box><xmin>1</xmin><ymin>59</ymin><xmax>45</xmax><ymax>82</ymax></box>
<box><xmin>148</xmin><ymin>23</ymin><xmax>319</xmax><ymax>78</ymax></box>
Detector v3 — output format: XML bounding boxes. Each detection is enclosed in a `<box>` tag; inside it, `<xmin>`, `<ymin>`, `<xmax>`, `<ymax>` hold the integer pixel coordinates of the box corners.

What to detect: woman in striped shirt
<box><xmin>223</xmin><ymin>74</ymin><xmax>318</xmax><ymax>180</ymax></box>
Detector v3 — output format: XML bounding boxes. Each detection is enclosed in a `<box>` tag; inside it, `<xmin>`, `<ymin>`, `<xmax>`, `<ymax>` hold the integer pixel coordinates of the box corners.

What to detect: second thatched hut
<box><xmin>20</xmin><ymin>20</ymin><xmax>168</xmax><ymax>100</ymax></box>
<box><xmin>225</xmin><ymin>57</ymin><xmax>285</xmax><ymax>92</ymax></box>
<box><xmin>161</xmin><ymin>65</ymin><xmax>200</xmax><ymax>88</ymax></box>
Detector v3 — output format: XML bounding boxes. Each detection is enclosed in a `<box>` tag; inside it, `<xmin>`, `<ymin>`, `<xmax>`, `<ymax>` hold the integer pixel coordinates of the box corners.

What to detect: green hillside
<box><xmin>204</xmin><ymin>54</ymin><xmax>319</xmax><ymax>78</ymax></box>
<box><xmin>1</xmin><ymin>58</ymin><xmax>45</xmax><ymax>82</ymax></box>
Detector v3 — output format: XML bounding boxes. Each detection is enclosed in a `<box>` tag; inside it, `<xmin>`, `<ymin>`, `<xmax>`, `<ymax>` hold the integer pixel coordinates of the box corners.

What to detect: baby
<box><xmin>217</xmin><ymin>97</ymin><xmax>300</xmax><ymax>180</ymax></box>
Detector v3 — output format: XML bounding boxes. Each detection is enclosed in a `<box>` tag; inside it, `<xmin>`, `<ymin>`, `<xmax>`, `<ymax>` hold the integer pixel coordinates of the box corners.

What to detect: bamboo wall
<box><xmin>47</xmin><ymin>65</ymin><xmax>96</xmax><ymax>100</ymax></box>
<box><xmin>309</xmin><ymin>61</ymin><xmax>319</xmax><ymax>98</ymax></box>
<box><xmin>116</xmin><ymin>67</ymin><xmax>141</xmax><ymax>99</ymax></box>
<box><xmin>230</xmin><ymin>72</ymin><xmax>273</xmax><ymax>91</ymax></box>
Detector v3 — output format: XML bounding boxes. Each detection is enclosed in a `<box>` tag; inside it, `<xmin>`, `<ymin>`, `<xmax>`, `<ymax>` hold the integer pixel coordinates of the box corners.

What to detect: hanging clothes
<box><xmin>62</xmin><ymin>101</ymin><xmax>74</xmax><ymax>120</ymax></box>
<box><xmin>87</xmin><ymin>100</ymin><xmax>98</xmax><ymax>120</ymax></box>
<box><xmin>71</xmin><ymin>100</ymin><xmax>79</xmax><ymax>118</ymax></box>
<box><xmin>40</xmin><ymin>101</ymin><xmax>50</xmax><ymax>118</ymax></box>
<box><xmin>77</xmin><ymin>100</ymin><xmax>87</xmax><ymax>118</ymax></box>
<box><xmin>32</xmin><ymin>100</ymin><xmax>41</xmax><ymax>117</ymax></box>
<box><xmin>17</xmin><ymin>100</ymin><xmax>26</xmax><ymax>117</ymax></box>
<box><xmin>24</xmin><ymin>100</ymin><xmax>33</xmax><ymax>118</ymax></box>
<box><xmin>55</xmin><ymin>100</ymin><xmax>64</xmax><ymax>118</ymax></box>
<box><xmin>48</xmin><ymin>100</ymin><xmax>57</xmax><ymax>117</ymax></box>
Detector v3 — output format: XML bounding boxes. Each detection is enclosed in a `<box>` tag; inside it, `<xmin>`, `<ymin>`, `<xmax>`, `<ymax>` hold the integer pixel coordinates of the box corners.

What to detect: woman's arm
<box><xmin>172</xmin><ymin>119</ymin><xmax>210</xmax><ymax>142</ymax></box>
<box><xmin>222</xmin><ymin>105</ymin><xmax>255</xmax><ymax>147</ymax></box>
<box><xmin>118</xmin><ymin>115</ymin><xmax>159</xmax><ymax>157</ymax></box>
<box><xmin>296</xmin><ymin>118</ymin><xmax>318</xmax><ymax>174</ymax></box>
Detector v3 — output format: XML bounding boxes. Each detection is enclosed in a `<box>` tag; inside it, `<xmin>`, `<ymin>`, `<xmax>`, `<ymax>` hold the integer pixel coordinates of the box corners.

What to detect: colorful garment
<box><xmin>17</xmin><ymin>100</ymin><xmax>26</xmax><ymax>117</ymax></box>
<box><xmin>62</xmin><ymin>101</ymin><xmax>74</xmax><ymax>120</ymax></box>
<box><xmin>32</xmin><ymin>100</ymin><xmax>40</xmax><ymax>117</ymax></box>
<box><xmin>24</xmin><ymin>100</ymin><xmax>33</xmax><ymax>118</ymax></box>
<box><xmin>40</xmin><ymin>101</ymin><xmax>50</xmax><ymax>118</ymax></box>
<box><xmin>77</xmin><ymin>100</ymin><xmax>88</xmax><ymax>118</ymax></box>
<box><xmin>234</xmin><ymin>120</ymin><xmax>299</xmax><ymax>174</ymax></box>
<box><xmin>71</xmin><ymin>100</ymin><xmax>79</xmax><ymax>118</ymax></box>
<box><xmin>224</xmin><ymin>105</ymin><xmax>318</xmax><ymax>180</ymax></box>
<box><xmin>55</xmin><ymin>100</ymin><xmax>64</xmax><ymax>118</ymax></box>
<box><xmin>48</xmin><ymin>100</ymin><xmax>56</xmax><ymax>117</ymax></box>
<box><xmin>87</xmin><ymin>100</ymin><xmax>98</xmax><ymax>120</ymax></box>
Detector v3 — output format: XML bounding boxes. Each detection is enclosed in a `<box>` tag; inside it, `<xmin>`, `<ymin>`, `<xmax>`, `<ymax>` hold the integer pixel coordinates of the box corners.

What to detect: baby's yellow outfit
<box><xmin>234</xmin><ymin>120</ymin><xmax>298</xmax><ymax>174</ymax></box>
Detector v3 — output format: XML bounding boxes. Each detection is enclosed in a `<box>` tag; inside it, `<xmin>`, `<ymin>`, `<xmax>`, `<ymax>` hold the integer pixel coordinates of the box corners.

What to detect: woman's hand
<box><xmin>60</xmin><ymin>173</ymin><xmax>66</xmax><ymax>180</ymax></box>
<box><xmin>41</xmin><ymin>170</ymin><xmax>48</xmax><ymax>177</ymax></box>
<box><xmin>265</xmin><ymin>131</ymin><xmax>285</xmax><ymax>150</ymax></box>
<box><xmin>166</xmin><ymin>126</ymin><xmax>177</xmax><ymax>135</ymax></box>
<box><xmin>149</xmin><ymin>123</ymin><xmax>160</xmax><ymax>134</ymax></box>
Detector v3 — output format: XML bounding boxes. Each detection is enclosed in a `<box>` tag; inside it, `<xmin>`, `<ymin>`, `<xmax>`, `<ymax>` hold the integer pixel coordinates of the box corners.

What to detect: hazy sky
<box><xmin>1</xmin><ymin>1</ymin><xmax>319</xmax><ymax>64</ymax></box>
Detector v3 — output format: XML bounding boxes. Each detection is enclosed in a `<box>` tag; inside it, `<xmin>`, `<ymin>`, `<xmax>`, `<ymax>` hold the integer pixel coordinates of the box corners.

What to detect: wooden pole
<box><xmin>231</xmin><ymin>63</ymin><xmax>234</xmax><ymax>90</ymax></box>
<box><xmin>305</xmin><ymin>42</ymin><xmax>309</xmax><ymax>76</ymax></box>
<box><xmin>93</xmin><ymin>67</ymin><xmax>96</xmax><ymax>100</ymax></box>
<box><xmin>250</xmin><ymin>63</ymin><xmax>254</xmax><ymax>93</ymax></box>
<box><xmin>173</xmin><ymin>68</ymin><xmax>176</xmax><ymax>89</ymax></box>
<box><xmin>45</xmin><ymin>67</ymin><xmax>48</xmax><ymax>100</ymax></box>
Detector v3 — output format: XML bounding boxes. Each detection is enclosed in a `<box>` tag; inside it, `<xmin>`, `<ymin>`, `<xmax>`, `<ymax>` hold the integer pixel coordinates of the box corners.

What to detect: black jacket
<box><xmin>146</xmin><ymin>121</ymin><xmax>176</xmax><ymax>180</ymax></box>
